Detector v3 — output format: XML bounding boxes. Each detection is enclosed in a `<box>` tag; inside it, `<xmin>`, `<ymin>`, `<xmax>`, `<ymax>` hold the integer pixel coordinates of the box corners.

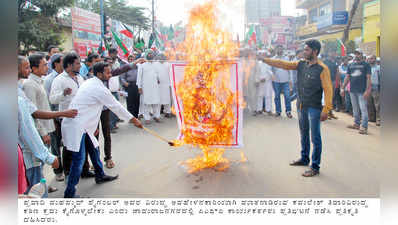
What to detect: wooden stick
<box><xmin>142</xmin><ymin>126</ymin><xmax>175</xmax><ymax>146</ymax></box>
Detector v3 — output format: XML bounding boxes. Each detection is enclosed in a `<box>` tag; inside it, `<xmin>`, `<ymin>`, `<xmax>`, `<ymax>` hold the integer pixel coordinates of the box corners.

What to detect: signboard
<box><xmin>316</xmin><ymin>11</ymin><xmax>348</xmax><ymax>29</ymax></box>
<box><xmin>296</xmin><ymin>24</ymin><xmax>318</xmax><ymax>36</ymax></box>
<box><xmin>71</xmin><ymin>7</ymin><xmax>102</xmax><ymax>59</ymax></box>
<box><xmin>332</xmin><ymin>11</ymin><xmax>349</xmax><ymax>25</ymax></box>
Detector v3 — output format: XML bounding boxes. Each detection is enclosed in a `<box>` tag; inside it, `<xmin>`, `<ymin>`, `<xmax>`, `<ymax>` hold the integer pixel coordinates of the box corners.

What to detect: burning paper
<box><xmin>168</xmin><ymin>1</ymin><xmax>244</xmax><ymax>173</ymax></box>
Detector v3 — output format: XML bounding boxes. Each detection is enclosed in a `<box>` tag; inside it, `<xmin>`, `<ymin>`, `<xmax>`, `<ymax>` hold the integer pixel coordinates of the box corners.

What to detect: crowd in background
<box><xmin>17</xmin><ymin>42</ymin><xmax>381</xmax><ymax>196</ymax></box>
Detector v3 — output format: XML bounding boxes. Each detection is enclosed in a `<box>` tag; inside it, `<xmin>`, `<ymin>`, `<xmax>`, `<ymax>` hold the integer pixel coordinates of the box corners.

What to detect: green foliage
<box><xmin>18</xmin><ymin>0</ymin><xmax>74</xmax><ymax>54</ymax></box>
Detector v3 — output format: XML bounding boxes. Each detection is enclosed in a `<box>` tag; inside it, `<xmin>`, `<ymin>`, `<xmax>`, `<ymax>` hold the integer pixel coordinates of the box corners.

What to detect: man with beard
<box><xmin>261</xmin><ymin>40</ymin><xmax>333</xmax><ymax>177</ymax></box>
<box><xmin>62</xmin><ymin>62</ymin><xmax>143</xmax><ymax>198</ymax></box>
<box><xmin>341</xmin><ymin>49</ymin><xmax>372</xmax><ymax>134</ymax></box>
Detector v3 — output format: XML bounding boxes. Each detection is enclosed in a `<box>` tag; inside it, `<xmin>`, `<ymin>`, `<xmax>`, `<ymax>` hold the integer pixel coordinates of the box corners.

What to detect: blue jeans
<box><xmin>109</xmin><ymin>92</ymin><xmax>120</xmax><ymax>129</ymax></box>
<box><xmin>350</xmin><ymin>92</ymin><xmax>368</xmax><ymax>129</ymax></box>
<box><xmin>64</xmin><ymin>133</ymin><xmax>105</xmax><ymax>198</ymax></box>
<box><xmin>297</xmin><ymin>107</ymin><xmax>322</xmax><ymax>171</ymax></box>
<box><xmin>344</xmin><ymin>91</ymin><xmax>352</xmax><ymax>112</ymax></box>
<box><xmin>272</xmin><ymin>82</ymin><xmax>291</xmax><ymax>114</ymax></box>
<box><xmin>25</xmin><ymin>165</ymin><xmax>45</xmax><ymax>196</ymax></box>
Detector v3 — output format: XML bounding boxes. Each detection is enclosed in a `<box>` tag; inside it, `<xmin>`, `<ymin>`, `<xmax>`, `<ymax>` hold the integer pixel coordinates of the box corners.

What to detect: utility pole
<box><xmin>100</xmin><ymin>0</ymin><xmax>104</xmax><ymax>52</ymax></box>
<box><xmin>152</xmin><ymin>0</ymin><xmax>155</xmax><ymax>33</ymax></box>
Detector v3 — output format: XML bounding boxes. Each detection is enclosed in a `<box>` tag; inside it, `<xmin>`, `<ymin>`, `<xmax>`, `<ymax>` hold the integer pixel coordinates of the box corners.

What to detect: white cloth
<box><xmin>139</xmin><ymin>94</ymin><xmax>144</xmax><ymax>116</ymax></box>
<box><xmin>163</xmin><ymin>104</ymin><xmax>171</xmax><ymax>114</ymax></box>
<box><xmin>108</xmin><ymin>76</ymin><xmax>120</xmax><ymax>92</ymax></box>
<box><xmin>255</xmin><ymin>61</ymin><xmax>273</xmax><ymax>97</ymax></box>
<box><xmin>62</xmin><ymin>77</ymin><xmax>134</xmax><ymax>152</ymax></box>
<box><xmin>137</xmin><ymin>62</ymin><xmax>160</xmax><ymax>104</ymax></box>
<box><xmin>143</xmin><ymin>104</ymin><xmax>160</xmax><ymax>121</ymax></box>
<box><xmin>22</xmin><ymin>74</ymin><xmax>55</xmax><ymax>136</ymax></box>
<box><xmin>49</xmin><ymin>71</ymin><xmax>84</xmax><ymax>112</ymax></box>
<box><xmin>154</xmin><ymin>62</ymin><xmax>172</xmax><ymax>105</ymax></box>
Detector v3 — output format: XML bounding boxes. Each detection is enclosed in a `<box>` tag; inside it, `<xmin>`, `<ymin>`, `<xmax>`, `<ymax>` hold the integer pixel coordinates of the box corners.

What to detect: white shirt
<box><xmin>271</xmin><ymin>55</ymin><xmax>291</xmax><ymax>83</ymax></box>
<box><xmin>49</xmin><ymin>71</ymin><xmax>84</xmax><ymax>112</ymax></box>
<box><xmin>137</xmin><ymin>62</ymin><xmax>160</xmax><ymax>104</ymax></box>
<box><xmin>22</xmin><ymin>73</ymin><xmax>55</xmax><ymax>136</ymax></box>
<box><xmin>61</xmin><ymin>76</ymin><xmax>134</xmax><ymax>152</ymax></box>
<box><xmin>154</xmin><ymin>62</ymin><xmax>171</xmax><ymax>105</ymax></box>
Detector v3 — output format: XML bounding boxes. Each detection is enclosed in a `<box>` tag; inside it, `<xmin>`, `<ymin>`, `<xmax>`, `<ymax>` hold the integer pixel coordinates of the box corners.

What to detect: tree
<box><xmin>73</xmin><ymin>0</ymin><xmax>150</xmax><ymax>30</ymax></box>
<box><xmin>342</xmin><ymin>0</ymin><xmax>360</xmax><ymax>44</ymax></box>
<box><xmin>18</xmin><ymin>0</ymin><xmax>74</xmax><ymax>54</ymax></box>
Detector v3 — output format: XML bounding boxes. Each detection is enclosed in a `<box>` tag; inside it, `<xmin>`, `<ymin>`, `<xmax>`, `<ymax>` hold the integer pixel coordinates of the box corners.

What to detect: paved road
<box><xmin>46</xmin><ymin>107</ymin><xmax>380</xmax><ymax>198</ymax></box>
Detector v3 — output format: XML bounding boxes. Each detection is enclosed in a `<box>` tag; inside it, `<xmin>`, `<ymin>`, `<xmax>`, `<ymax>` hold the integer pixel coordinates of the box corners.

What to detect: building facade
<box><xmin>244</xmin><ymin>0</ymin><xmax>296</xmax><ymax>50</ymax></box>
<box><xmin>245</xmin><ymin>0</ymin><xmax>281</xmax><ymax>24</ymax></box>
<box><xmin>295</xmin><ymin>0</ymin><xmax>380</xmax><ymax>56</ymax></box>
<box><xmin>360</xmin><ymin>0</ymin><xmax>380</xmax><ymax>56</ymax></box>
<box><xmin>295</xmin><ymin>0</ymin><xmax>362</xmax><ymax>46</ymax></box>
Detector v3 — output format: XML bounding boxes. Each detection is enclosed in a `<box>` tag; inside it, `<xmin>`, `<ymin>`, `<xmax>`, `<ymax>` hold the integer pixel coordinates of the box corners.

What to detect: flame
<box><xmin>168</xmin><ymin>1</ymin><xmax>241</xmax><ymax>173</ymax></box>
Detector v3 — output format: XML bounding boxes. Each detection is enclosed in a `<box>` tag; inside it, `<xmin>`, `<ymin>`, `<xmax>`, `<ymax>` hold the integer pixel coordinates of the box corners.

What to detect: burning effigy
<box><xmin>167</xmin><ymin>1</ymin><xmax>246</xmax><ymax>173</ymax></box>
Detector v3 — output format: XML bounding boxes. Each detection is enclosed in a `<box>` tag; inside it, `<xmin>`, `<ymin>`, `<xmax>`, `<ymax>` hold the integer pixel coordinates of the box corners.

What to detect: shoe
<box><xmin>48</xmin><ymin>186</ymin><xmax>58</xmax><ymax>193</ymax></box>
<box><xmin>95</xmin><ymin>174</ymin><xmax>119</xmax><ymax>184</ymax></box>
<box><xmin>55</xmin><ymin>173</ymin><xmax>65</xmax><ymax>182</ymax></box>
<box><xmin>154</xmin><ymin>117</ymin><xmax>161</xmax><ymax>123</ymax></box>
<box><xmin>286</xmin><ymin>112</ymin><xmax>293</xmax><ymax>118</ymax></box>
<box><xmin>302</xmin><ymin>168</ymin><xmax>319</xmax><ymax>177</ymax></box>
<box><xmin>81</xmin><ymin>171</ymin><xmax>95</xmax><ymax>178</ymax></box>
<box><xmin>138</xmin><ymin>115</ymin><xmax>144</xmax><ymax>119</ymax></box>
<box><xmin>376</xmin><ymin>121</ymin><xmax>381</xmax><ymax>126</ymax></box>
<box><xmin>289</xmin><ymin>159</ymin><xmax>309</xmax><ymax>166</ymax></box>
<box><xmin>359</xmin><ymin>127</ymin><xmax>368</xmax><ymax>135</ymax></box>
<box><xmin>274</xmin><ymin>113</ymin><xmax>281</xmax><ymax>117</ymax></box>
<box><xmin>347</xmin><ymin>124</ymin><xmax>360</xmax><ymax>130</ymax></box>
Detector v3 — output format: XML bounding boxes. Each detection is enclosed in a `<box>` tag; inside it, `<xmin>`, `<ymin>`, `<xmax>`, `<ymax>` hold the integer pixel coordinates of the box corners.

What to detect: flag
<box><xmin>148</xmin><ymin>33</ymin><xmax>155</xmax><ymax>48</ymax></box>
<box><xmin>245</xmin><ymin>25</ymin><xmax>256</xmax><ymax>46</ymax></box>
<box><xmin>168</xmin><ymin>25</ymin><xmax>174</xmax><ymax>40</ymax></box>
<box><xmin>111</xmin><ymin>30</ymin><xmax>129</xmax><ymax>57</ymax></box>
<box><xmin>337</xmin><ymin>39</ymin><xmax>346</xmax><ymax>56</ymax></box>
<box><xmin>120</xmin><ymin>24</ymin><xmax>134</xmax><ymax>38</ymax></box>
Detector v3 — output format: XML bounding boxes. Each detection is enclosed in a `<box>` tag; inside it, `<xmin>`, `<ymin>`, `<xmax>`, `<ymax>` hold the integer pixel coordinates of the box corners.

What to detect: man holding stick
<box><xmin>62</xmin><ymin>62</ymin><xmax>143</xmax><ymax>198</ymax></box>
<box><xmin>261</xmin><ymin>40</ymin><xmax>333</xmax><ymax>177</ymax></box>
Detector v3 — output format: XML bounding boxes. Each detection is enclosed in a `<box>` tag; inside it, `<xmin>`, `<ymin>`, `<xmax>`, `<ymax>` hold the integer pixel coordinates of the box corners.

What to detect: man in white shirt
<box><xmin>271</xmin><ymin>45</ymin><xmax>293</xmax><ymax>118</ymax></box>
<box><xmin>49</xmin><ymin>52</ymin><xmax>94</xmax><ymax>179</ymax></box>
<box><xmin>154</xmin><ymin>54</ymin><xmax>172</xmax><ymax>118</ymax></box>
<box><xmin>137</xmin><ymin>51</ymin><xmax>161</xmax><ymax>124</ymax></box>
<box><xmin>62</xmin><ymin>62</ymin><xmax>143</xmax><ymax>198</ymax></box>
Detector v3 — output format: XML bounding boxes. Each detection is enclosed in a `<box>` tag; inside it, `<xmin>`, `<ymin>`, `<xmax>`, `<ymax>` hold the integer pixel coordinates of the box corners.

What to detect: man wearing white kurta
<box><xmin>62</xmin><ymin>62</ymin><xmax>143</xmax><ymax>198</ymax></box>
<box><xmin>255</xmin><ymin>60</ymin><xmax>273</xmax><ymax>115</ymax></box>
<box><xmin>137</xmin><ymin>52</ymin><xmax>161</xmax><ymax>124</ymax></box>
<box><xmin>154</xmin><ymin>58</ymin><xmax>172</xmax><ymax>117</ymax></box>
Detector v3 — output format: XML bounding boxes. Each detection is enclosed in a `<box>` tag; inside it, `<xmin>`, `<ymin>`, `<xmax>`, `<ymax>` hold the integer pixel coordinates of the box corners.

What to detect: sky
<box><xmin>127</xmin><ymin>0</ymin><xmax>304</xmax><ymax>36</ymax></box>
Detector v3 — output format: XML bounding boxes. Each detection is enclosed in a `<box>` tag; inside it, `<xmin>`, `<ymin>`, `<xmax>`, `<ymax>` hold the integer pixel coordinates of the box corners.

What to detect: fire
<box><xmin>168</xmin><ymin>1</ymin><xmax>241</xmax><ymax>173</ymax></box>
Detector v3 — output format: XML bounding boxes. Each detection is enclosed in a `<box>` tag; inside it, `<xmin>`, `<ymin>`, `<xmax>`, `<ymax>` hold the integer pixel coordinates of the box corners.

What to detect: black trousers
<box><xmin>51</xmin><ymin>119</ymin><xmax>63</xmax><ymax>175</ymax></box>
<box><xmin>126</xmin><ymin>82</ymin><xmax>140</xmax><ymax>118</ymax></box>
<box><xmin>333</xmin><ymin>87</ymin><xmax>343</xmax><ymax>110</ymax></box>
<box><xmin>96</xmin><ymin>109</ymin><xmax>112</xmax><ymax>161</ymax></box>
